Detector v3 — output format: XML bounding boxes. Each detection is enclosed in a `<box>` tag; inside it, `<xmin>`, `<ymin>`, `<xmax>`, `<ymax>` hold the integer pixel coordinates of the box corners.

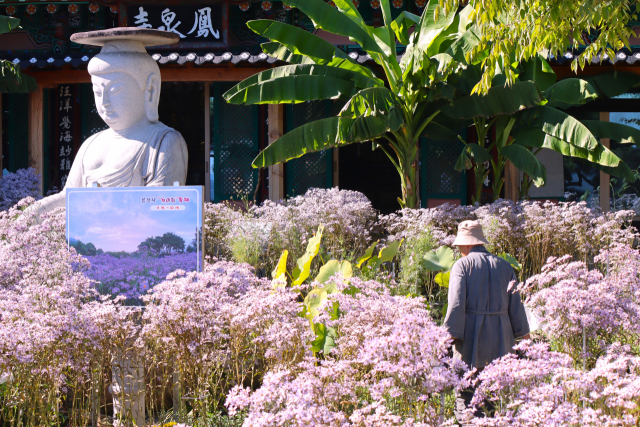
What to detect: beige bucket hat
<box><xmin>453</xmin><ymin>220</ymin><xmax>489</xmax><ymax>246</ymax></box>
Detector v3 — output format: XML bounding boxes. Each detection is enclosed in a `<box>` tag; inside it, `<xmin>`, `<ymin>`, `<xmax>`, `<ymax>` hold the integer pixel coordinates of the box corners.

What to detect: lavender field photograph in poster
<box><xmin>66</xmin><ymin>186</ymin><xmax>203</xmax><ymax>302</ymax></box>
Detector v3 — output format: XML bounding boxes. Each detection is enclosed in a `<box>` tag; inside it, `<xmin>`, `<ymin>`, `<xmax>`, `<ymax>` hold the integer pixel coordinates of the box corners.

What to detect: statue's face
<box><xmin>92</xmin><ymin>72</ymin><xmax>146</xmax><ymax>131</ymax></box>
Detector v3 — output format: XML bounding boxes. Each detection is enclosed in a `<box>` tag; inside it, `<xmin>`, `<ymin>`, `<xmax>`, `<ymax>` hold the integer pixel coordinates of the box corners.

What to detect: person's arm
<box><xmin>443</xmin><ymin>262</ymin><xmax>466</xmax><ymax>342</ymax></box>
<box><xmin>147</xmin><ymin>131</ymin><xmax>189</xmax><ymax>186</ymax></box>
<box><xmin>507</xmin><ymin>271</ymin><xmax>530</xmax><ymax>339</ymax></box>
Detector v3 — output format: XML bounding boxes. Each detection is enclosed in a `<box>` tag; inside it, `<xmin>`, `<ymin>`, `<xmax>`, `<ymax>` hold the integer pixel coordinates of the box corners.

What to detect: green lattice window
<box><xmin>210</xmin><ymin>83</ymin><xmax>260</xmax><ymax>202</ymax></box>
<box><xmin>2</xmin><ymin>93</ymin><xmax>29</xmax><ymax>174</ymax></box>
<box><xmin>421</xmin><ymin>135</ymin><xmax>467</xmax><ymax>206</ymax></box>
<box><xmin>285</xmin><ymin>101</ymin><xmax>332</xmax><ymax>197</ymax></box>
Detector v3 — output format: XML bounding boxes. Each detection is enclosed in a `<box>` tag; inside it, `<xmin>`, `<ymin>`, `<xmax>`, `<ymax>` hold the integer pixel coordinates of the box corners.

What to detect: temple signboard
<box><xmin>126</xmin><ymin>3</ymin><xmax>228</xmax><ymax>48</ymax></box>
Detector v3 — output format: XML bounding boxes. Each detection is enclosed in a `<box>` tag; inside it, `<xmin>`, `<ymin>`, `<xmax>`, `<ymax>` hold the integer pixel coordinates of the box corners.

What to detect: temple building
<box><xmin>2</xmin><ymin>0</ymin><xmax>640</xmax><ymax>214</ymax></box>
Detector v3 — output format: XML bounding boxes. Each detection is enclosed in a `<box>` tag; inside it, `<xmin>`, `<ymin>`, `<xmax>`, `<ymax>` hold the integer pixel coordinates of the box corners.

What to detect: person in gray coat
<box><xmin>443</xmin><ymin>220</ymin><xmax>530</xmax><ymax>423</ymax></box>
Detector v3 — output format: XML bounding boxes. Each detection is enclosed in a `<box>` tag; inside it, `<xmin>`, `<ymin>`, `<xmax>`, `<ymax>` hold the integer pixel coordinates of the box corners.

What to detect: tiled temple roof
<box><xmin>6</xmin><ymin>48</ymin><xmax>640</xmax><ymax>70</ymax></box>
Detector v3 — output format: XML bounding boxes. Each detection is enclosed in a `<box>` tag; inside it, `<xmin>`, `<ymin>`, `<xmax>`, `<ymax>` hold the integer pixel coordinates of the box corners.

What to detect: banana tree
<box><xmin>224</xmin><ymin>0</ymin><xmax>532</xmax><ymax>209</ymax></box>
<box><xmin>440</xmin><ymin>55</ymin><xmax>640</xmax><ymax>202</ymax></box>
<box><xmin>0</xmin><ymin>16</ymin><xmax>37</xmax><ymax>93</ymax></box>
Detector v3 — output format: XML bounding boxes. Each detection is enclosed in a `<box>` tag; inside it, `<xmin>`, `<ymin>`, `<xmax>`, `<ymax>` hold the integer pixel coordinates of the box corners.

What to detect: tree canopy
<box><xmin>438</xmin><ymin>0</ymin><xmax>638</xmax><ymax>94</ymax></box>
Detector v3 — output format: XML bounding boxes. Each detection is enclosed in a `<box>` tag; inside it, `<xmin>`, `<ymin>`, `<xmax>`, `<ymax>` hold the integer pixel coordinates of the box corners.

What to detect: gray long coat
<box><xmin>443</xmin><ymin>246</ymin><xmax>529</xmax><ymax>369</ymax></box>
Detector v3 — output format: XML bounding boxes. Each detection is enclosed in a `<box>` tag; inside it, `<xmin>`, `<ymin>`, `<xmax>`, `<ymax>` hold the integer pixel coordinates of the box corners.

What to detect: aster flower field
<box><xmin>1</xmin><ymin>187</ymin><xmax>640</xmax><ymax>427</ymax></box>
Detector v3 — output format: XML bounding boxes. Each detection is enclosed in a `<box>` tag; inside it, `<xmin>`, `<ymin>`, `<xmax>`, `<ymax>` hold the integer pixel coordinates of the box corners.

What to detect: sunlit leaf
<box><xmin>357</xmin><ymin>240</ymin><xmax>379</xmax><ymax>268</ymax></box>
<box><xmin>292</xmin><ymin>225</ymin><xmax>324</xmax><ymax>286</ymax></box>
<box><xmin>423</xmin><ymin>246</ymin><xmax>456</xmax><ymax>272</ymax></box>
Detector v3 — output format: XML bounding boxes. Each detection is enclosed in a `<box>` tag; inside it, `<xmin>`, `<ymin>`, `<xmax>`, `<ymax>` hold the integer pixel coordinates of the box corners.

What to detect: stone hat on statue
<box><xmin>70</xmin><ymin>28</ymin><xmax>179</xmax><ymax>91</ymax></box>
<box><xmin>452</xmin><ymin>220</ymin><xmax>489</xmax><ymax>246</ymax></box>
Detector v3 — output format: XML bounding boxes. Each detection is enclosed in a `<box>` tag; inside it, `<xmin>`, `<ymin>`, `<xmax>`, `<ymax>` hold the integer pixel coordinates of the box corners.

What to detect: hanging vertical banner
<box><xmin>55</xmin><ymin>84</ymin><xmax>77</xmax><ymax>190</ymax></box>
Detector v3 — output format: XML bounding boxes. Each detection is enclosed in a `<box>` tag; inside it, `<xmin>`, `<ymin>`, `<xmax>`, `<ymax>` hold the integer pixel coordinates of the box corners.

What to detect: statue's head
<box><xmin>88</xmin><ymin>41</ymin><xmax>161</xmax><ymax>131</ymax></box>
<box><xmin>71</xmin><ymin>29</ymin><xmax>180</xmax><ymax>132</ymax></box>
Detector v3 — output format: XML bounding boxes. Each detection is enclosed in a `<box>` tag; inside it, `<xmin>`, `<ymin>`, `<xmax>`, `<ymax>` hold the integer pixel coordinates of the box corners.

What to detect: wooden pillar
<box><xmin>28</xmin><ymin>85</ymin><xmax>44</xmax><ymax>195</ymax></box>
<box><xmin>204</xmin><ymin>83</ymin><xmax>211</xmax><ymax>202</ymax></box>
<box><xmin>332</xmin><ymin>147</ymin><xmax>339</xmax><ymax>188</ymax></box>
<box><xmin>268</xmin><ymin>104</ymin><xmax>284</xmax><ymax>201</ymax></box>
<box><xmin>600</xmin><ymin>112</ymin><xmax>611</xmax><ymax>212</ymax></box>
<box><xmin>504</xmin><ymin>160</ymin><xmax>519</xmax><ymax>202</ymax></box>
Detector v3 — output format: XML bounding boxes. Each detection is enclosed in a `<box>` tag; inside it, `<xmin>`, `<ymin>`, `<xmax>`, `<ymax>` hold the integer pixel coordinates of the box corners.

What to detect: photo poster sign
<box><xmin>66</xmin><ymin>186</ymin><xmax>204</xmax><ymax>295</ymax></box>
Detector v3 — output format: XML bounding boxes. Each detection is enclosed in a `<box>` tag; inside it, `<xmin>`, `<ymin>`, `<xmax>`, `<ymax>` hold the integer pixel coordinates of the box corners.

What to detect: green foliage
<box><xmin>315</xmin><ymin>260</ymin><xmax>353</xmax><ymax>284</ymax></box>
<box><xmin>398</xmin><ymin>231</ymin><xmax>438</xmax><ymax>296</ymax></box>
<box><xmin>229</xmin><ymin>233</ymin><xmax>264</xmax><ymax>268</ymax></box>
<box><xmin>423</xmin><ymin>246</ymin><xmax>456</xmax><ymax>272</ymax></box>
<box><xmin>498</xmin><ymin>252</ymin><xmax>522</xmax><ymax>270</ymax></box>
<box><xmin>358</xmin><ymin>239</ymin><xmax>403</xmax><ymax>278</ymax></box>
<box><xmin>0</xmin><ymin>16</ymin><xmax>37</xmax><ymax>93</ymax></box>
<box><xmin>447</xmin><ymin>0</ymin><xmax>638</xmax><ymax>95</ymax></box>
<box><xmin>434</xmin><ymin>270</ymin><xmax>450</xmax><ymax>288</ymax></box>
<box><xmin>292</xmin><ymin>225</ymin><xmax>324</xmax><ymax>286</ymax></box>
<box><xmin>229</xmin><ymin>0</ymin><xmax>639</xmax><ymax>208</ymax></box>
<box><xmin>356</xmin><ymin>240</ymin><xmax>379</xmax><ymax>268</ymax></box>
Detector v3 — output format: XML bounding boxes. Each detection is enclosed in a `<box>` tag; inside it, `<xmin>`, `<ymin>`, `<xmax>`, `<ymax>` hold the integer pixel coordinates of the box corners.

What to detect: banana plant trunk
<box><xmin>401</xmin><ymin>142</ymin><xmax>420</xmax><ymax>209</ymax></box>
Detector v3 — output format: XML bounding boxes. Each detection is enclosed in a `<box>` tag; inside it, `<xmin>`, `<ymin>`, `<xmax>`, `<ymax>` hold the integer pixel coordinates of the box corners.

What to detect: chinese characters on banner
<box><xmin>56</xmin><ymin>84</ymin><xmax>76</xmax><ymax>190</ymax></box>
<box><xmin>128</xmin><ymin>5</ymin><xmax>224</xmax><ymax>43</ymax></box>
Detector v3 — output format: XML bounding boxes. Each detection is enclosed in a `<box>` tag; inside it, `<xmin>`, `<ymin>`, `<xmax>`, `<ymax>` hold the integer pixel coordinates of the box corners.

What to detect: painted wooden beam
<box><xmin>268</xmin><ymin>104</ymin><xmax>284</xmax><ymax>201</ymax></box>
<box><xmin>28</xmin><ymin>85</ymin><xmax>44</xmax><ymax>195</ymax></box>
<box><xmin>24</xmin><ymin>66</ymin><xmax>270</xmax><ymax>87</ymax></box>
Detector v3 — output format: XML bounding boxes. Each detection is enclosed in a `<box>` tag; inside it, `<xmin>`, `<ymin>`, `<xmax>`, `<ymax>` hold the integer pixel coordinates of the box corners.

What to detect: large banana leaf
<box><xmin>543</xmin><ymin>134</ymin><xmax>635</xmax><ymax>181</ymax></box>
<box><xmin>415</xmin><ymin>0</ymin><xmax>457</xmax><ymax>54</ymax></box>
<box><xmin>542</xmin><ymin>79</ymin><xmax>598</xmax><ymax>110</ymax></box>
<box><xmin>423</xmin><ymin>122</ymin><xmax>461</xmax><ymax>140</ymax></box>
<box><xmin>500</xmin><ymin>144</ymin><xmax>546</xmax><ymax>186</ymax></box>
<box><xmin>514</xmin><ymin>127</ymin><xmax>630</xmax><ymax>177</ymax></box>
<box><xmin>584</xmin><ymin>72</ymin><xmax>640</xmax><ymax>98</ymax></box>
<box><xmin>533</xmin><ymin>106</ymin><xmax>599</xmax><ymax>150</ymax></box>
<box><xmin>441</xmin><ymin>81</ymin><xmax>541</xmax><ymax>119</ymax></box>
<box><xmin>248</xmin><ymin>20</ymin><xmax>336</xmax><ymax>63</ymax></box>
<box><xmin>253</xmin><ymin>21</ymin><xmax>378</xmax><ymax>80</ymax></box>
<box><xmin>339</xmin><ymin>87</ymin><xmax>402</xmax><ymax>120</ymax></box>
<box><xmin>253</xmin><ymin>111</ymin><xmax>399</xmax><ymax>168</ymax></box>
<box><xmin>512</xmin><ymin>127</ymin><xmax>545</xmax><ymax>148</ymax></box>
<box><xmin>253</xmin><ymin>117</ymin><xmax>340</xmax><ymax>168</ymax></box>
<box><xmin>261</xmin><ymin>42</ymin><xmax>314</xmax><ymax>65</ymax></box>
<box><xmin>338</xmin><ymin>114</ymin><xmax>399</xmax><ymax>145</ymax></box>
<box><xmin>390</xmin><ymin>11</ymin><xmax>421</xmax><ymax>45</ymax></box>
<box><xmin>373</xmin><ymin>26</ymin><xmax>395</xmax><ymax>57</ymax></box>
<box><xmin>338</xmin><ymin>87</ymin><xmax>404</xmax><ymax>138</ymax></box>
<box><xmin>223</xmin><ymin>64</ymin><xmax>380</xmax><ymax>104</ymax></box>
<box><xmin>468</xmin><ymin>144</ymin><xmax>492</xmax><ymax>163</ymax></box>
<box><xmin>283</xmin><ymin>0</ymin><xmax>386</xmax><ymax>58</ymax></box>
<box><xmin>226</xmin><ymin>75</ymin><xmax>357</xmax><ymax>105</ymax></box>
<box><xmin>0</xmin><ymin>15</ymin><xmax>20</xmax><ymax>34</ymax></box>
<box><xmin>581</xmin><ymin>120</ymin><xmax>640</xmax><ymax>145</ymax></box>
<box><xmin>519</xmin><ymin>55</ymin><xmax>556</xmax><ymax>92</ymax></box>
<box><xmin>333</xmin><ymin>0</ymin><xmax>366</xmax><ymax>25</ymax></box>
<box><xmin>446</xmin><ymin>25</ymin><xmax>482</xmax><ymax>64</ymax></box>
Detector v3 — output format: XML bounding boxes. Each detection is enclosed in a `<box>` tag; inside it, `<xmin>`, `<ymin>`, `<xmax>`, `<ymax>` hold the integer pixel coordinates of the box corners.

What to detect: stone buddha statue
<box><xmin>33</xmin><ymin>28</ymin><xmax>188</xmax><ymax>216</ymax></box>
